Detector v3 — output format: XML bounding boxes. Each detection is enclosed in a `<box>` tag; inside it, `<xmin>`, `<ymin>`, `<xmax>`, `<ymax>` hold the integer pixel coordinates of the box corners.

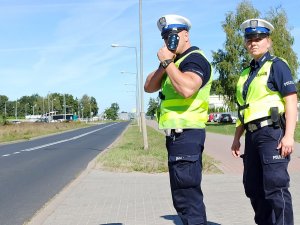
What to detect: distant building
<box><xmin>118</xmin><ymin>112</ymin><xmax>136</xmax><ymax>121</ymax></box>
<box><xmin>209</xmin><ymin>95</ymin><xmax>228</xmax><ymax>110</ymax></box>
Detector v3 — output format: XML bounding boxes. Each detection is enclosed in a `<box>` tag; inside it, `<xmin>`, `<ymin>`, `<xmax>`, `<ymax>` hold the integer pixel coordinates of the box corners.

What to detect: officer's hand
<box><xmin>277</xmin><ymin>135</ymin><xmax>294</xmax><ymax>157</ymax></box>
<box><xmin>157</xmin><ymin>46</ymin><xmax>175</xmax><ymax>62</ymax></box>
<box><xmin>231</xmin><ymin>139</ymin><xmax>241</xmax><ymax>158</ymax></box>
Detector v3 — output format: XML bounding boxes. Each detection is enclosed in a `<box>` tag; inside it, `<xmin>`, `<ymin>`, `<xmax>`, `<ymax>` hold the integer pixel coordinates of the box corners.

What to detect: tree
<box><xmin>146</xmin><ymin>97</ymin><xmax>159</xmax><ymax>118</ymax></box>
<box><xmin>0</xmin><ymin>93</ymin><xmax>99</xmax><ymax>119</ymax></box>
<box><xmin>104</xmin><ymin>103</ymin><xmax>119</xmax><ymax>120</ymax></box>
<box><xmin>211</xmin><ymin>0</ymin><xmax>299</xmax><ymax>107</ymax></box>
<box><xmin>0</xmin><ymin>95</ymin><xmax>9</xmax><ymax>115</ymax></box>
<box><xmin>266</xmin><ymin>7</ymin><xmax>299</xmax><ymax>78</ymax></box>
<box><xmin>210</xmin><ymin>79</ymin><xmax>223</xmax><ymax>95</ymax></box>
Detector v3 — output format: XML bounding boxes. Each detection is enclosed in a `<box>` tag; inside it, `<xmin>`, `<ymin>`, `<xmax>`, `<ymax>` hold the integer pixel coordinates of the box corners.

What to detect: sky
<box><xmin>0</xmin><ymin>0</ymin><xmax>299</xmax><ymax>113</ymax></box>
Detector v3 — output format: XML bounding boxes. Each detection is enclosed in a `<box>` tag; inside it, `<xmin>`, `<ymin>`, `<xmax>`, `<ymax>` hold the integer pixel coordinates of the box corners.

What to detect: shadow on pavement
<box><xmin>208</xmin><ymin>222</ymin><xmax>221</xmax><ymax>225</ymax></box>
<box><xmin>100</xmin><ymin>223</ymin><xmax>123</xmax><ymax>225</ymax></box>
<box><xmin>161</xmin><ymin>215</ymin><xmax>183</xmax><ymax>225</ymax></box>
<box><xmin>162</xmin><ymin>215</ymin><xmax>221</xmax><ymax>225</ymax></box>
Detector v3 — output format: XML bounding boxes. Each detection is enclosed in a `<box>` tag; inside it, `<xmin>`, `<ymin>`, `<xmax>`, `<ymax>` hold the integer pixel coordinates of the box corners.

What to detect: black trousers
<box><xmin>244</xmin><ymin>126</ymin><xmax>294</xmax><ymax>225</ymax></box>
<box><xmin>166</xmin><ymin>129</ymin><xmax>207</xmax><ymax>225</ymax></box>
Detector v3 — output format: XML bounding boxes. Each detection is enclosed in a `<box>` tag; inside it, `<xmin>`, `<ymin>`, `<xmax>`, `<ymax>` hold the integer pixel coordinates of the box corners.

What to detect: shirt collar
<box><xmin>250</xmin><ymin>51</ymin><xmax>271</xmax><ymax>69</ymax></box>
<box><xmin>174</xmin><ymin>46</ymin><xmax>199</xmax><ymax>62</ymax></box>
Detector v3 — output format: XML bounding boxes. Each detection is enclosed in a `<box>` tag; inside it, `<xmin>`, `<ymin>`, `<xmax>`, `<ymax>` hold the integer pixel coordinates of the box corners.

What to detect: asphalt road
<box><xmin>0</xmin><ymin>121</ymin><xmax>129</xmax><ymax>225</ymax></box>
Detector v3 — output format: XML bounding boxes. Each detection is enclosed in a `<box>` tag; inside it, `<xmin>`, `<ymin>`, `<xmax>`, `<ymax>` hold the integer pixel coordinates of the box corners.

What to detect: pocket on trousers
<box><xmin>265</xmin><ymin>127</ymin><xmax>283</xmax><ymax>142</ymax></box>
<box><xmin>262</xmin><ymin>154</ymin><xmax>290</xmax><ymax>190</ymax></box>
<box><xmin>169</xmin><ymin>154</ymin><xmax>201</xmax><ymax>189</ymax></box>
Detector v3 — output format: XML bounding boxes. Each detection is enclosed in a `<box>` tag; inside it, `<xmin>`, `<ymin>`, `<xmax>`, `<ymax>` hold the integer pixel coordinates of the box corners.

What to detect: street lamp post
<box><xmin>47</xmin><ymin>92</ymin><xmax>51</xmax><ymax>120</ymax></box>
<box><xmin>111</xmin><ymin>44</ymin><xmax>141</xmax><ymax>132</ymax></box>
<box><xmin>63</xmin><ymin>94</ymin><xmax>66</xmax><ymax>121</ymax></box>
<box><xmin>122</xmin><ymin>71</ymin><xmax>140</xmax><ymax>127</ymax></box>
<box><xmin>89</xmin><ymin>101</ymin><xmax>92</xmax><ymax>121</ymax></box>
<box><xmin>110</xmin><ymin>0</ymin><xmax>149</xmax><ymax>150</ymax></box>
<box><xmin>4</xmin><ymin>101</ymin><xmax>7</xmax><ymax>117</ymax></box>
<box><xmin>32</xmin><ymin>104</ymin><xmax>36</xmax><ymax>115</ymax></box>
<box><xmin>25</xmin><ymin>103</ymin><xmax>28</xmax><ymax>117</ymax></box>
<box><xmin>138</xmin><ymin>0</ymin><xmax>149</xmax><ymax>149</ymax></box>
<box><xmin>51</xmin><ymin>98</ymin><xmax>56</xmax><ymax>114</ymax></box>
<box><xmin>15</xmin><ymin>100</ymin><xmax>18</xmax><ymax>120</ymax></box>
<box><xmin>111</xmin><ymin>41</ymin><xmax>148</xmax><ymax>149</ymax></box>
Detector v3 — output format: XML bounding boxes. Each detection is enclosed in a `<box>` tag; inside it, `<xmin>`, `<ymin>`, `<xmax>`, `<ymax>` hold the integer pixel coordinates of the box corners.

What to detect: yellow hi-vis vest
<box><xmin>236</xmin><ymin>58</ymin><xmax>285</xmax><ymax>126</ymax></box>
<box><xmin>158</xmin><ymin>50</ymin><xmax>212</xmax><ymax>129</ymax></box>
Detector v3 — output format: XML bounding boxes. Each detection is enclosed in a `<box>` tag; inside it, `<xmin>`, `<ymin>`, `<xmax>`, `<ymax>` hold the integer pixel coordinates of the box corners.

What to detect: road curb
<box><xmin>25</xmin><ymin>122</ymin><xmax>130</xmax><ymax>225</ymax></box>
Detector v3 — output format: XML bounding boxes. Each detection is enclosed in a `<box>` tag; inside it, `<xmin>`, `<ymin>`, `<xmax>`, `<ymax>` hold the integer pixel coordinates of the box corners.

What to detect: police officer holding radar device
<box><xmin>231</xmin><ymin>18</ymin><xmax>297</xmax><ymax>225</ymax></box>
<box><xmin>144</xmin><ymin>14</ymin><xmax>212</xmax><ymax>225</ymax></box>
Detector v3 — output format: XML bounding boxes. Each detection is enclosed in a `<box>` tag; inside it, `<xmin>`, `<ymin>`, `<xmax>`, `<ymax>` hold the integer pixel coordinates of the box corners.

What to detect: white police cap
<box><xmin>157</xmin><ymin>14</ymin><xmax>191</xmax><ymax>37</ymax></box>
<box><xmin>240</xmin><ymin>18</ymin><xmax>274</xmax><ymax>38</ymax></box>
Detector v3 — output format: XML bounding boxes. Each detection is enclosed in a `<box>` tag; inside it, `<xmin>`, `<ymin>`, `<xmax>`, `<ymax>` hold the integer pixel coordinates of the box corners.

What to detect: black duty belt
<box><xmin>245</xmin><ymin>118</ymin><xmax>273</xmax><ymax>132</ymax></box>
<box><xmin>164</xmin><ymin>128</ymin><xmax>191</xmax><ymax>136</ymax></box>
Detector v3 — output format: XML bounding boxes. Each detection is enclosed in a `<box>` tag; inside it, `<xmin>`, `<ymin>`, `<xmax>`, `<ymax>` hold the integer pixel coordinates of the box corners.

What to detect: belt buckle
<box><xmin>175</xmin><ymin>128</ymin><xmax>183</xmax><ymax>133</ymax></box>
<box><xmin>248</xmin><ymin>123</ymin><xmax>257</xmax><ymax>132</ymax></box>
<box><xmin>164</xmin><ymin>129</ymin><xmax>171</xmax><ymax>136</ymax></box>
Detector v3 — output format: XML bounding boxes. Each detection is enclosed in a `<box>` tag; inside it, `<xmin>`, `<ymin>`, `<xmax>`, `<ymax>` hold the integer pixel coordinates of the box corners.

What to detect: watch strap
<box><xmin>161</xmin><ymin>59</ymin><xmax>173</xmax><ymax>69</ymax></box>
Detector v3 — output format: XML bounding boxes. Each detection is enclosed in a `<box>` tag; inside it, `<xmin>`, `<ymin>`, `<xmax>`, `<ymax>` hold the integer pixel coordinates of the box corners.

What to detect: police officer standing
<box><xmin>144</xmin><ymin>15</ymin><xmax>212</xmax><ymax>225</ymax></box>
<box><xmin>231</xmin><ymin>18</ymin><xmax>298</xmax><ymax>225</ymax></box>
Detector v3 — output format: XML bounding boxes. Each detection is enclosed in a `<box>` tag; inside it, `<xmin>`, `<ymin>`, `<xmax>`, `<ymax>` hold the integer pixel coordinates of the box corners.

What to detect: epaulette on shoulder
<box><xmin>270</xmin><ymin>56</ymin><xmax>279</xmax><ymax>62</ymax></box>
<box><xmin>270</xmin><ymin>56</ymin><xmax>289</xmax><ymax>67</ymax></box>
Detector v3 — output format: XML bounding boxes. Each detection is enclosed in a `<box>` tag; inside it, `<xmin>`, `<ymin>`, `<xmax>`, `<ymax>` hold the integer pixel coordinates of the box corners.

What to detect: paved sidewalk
<box><xmin>26</xmin><ymin>122</ymin><xmax>300</xmax><ymax>225</ymax></box>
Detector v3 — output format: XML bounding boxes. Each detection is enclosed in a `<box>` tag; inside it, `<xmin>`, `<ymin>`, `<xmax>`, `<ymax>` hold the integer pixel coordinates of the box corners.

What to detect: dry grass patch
<box><xmin>0</xmin><ymin>122</ymin><xmax>91</xmax><ymax>143</ymax></box>
<box><xmin>96</xmin><ymin>124</ymin><xmax>221</xmax><ymax>174</ymax></box>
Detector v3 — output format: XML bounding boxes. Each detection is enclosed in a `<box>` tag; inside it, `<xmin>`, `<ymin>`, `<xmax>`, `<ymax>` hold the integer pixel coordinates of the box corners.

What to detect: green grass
<box><xmin>206</xmin><ymin>122</ymin><xmax>236</xmax><ymax>135</ymax></box>
<box><xmin>206</xmin><ymin>122</ymin><xmax>300</xmax><ymax>143</ymax></box>
<box><xmin>96</xmin><ymin>123</ymin><xmax>221</xmax><ymax>174</ymax></box>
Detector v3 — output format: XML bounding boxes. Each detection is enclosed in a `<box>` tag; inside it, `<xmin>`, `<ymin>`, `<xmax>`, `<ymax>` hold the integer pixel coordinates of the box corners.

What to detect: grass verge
<box><xmin>95</xmin><ymin>123</ymin><xmax>222</xmax><ymax>174</ymax></box>
<box><xmin>206</xmin><ymin>122</ymin><xmax>236</xmax><ymax>135</ymax></box>
<box><xmin>0</xmin><ymin>122</ymin><xmax>91</xmax><ymax>143</ymax></box>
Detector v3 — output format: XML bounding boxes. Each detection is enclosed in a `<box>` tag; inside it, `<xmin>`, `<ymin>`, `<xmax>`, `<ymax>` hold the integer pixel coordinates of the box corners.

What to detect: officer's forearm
<box><xmin>284</xmin><ymin>93</ymin><xmax>298</xmax><ymax>138</ymax></box>
<box><xmin>144</xmin><ymin>67</ymin><xmax>165</xmax><ymax>93</ymax></box>
<box><xmin>233</xmin><ymin>125</ymin><xmax>244</xmax><ymax>141</ymax></box>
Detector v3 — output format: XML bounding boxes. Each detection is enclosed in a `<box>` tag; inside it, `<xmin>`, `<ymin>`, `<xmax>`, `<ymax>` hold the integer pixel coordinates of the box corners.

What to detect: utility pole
<box><xmin>139</xmin><ymin>0</ymin><xmax>148</xmax><ymax>150</ymax></box>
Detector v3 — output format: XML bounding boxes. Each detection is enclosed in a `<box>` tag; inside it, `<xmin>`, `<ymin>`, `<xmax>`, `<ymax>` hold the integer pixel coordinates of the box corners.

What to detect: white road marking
<box><xmin>0</xmin><ymin>123</ymin><xmax>117</xmax><ymax>158</ymax></box>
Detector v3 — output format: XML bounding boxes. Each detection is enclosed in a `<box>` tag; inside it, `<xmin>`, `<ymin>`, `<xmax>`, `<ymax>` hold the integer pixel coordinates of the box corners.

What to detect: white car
<box><xmin>231</xmin><ymin>116</ymin><xmax>237</xmax><ymax>123</ymax></box>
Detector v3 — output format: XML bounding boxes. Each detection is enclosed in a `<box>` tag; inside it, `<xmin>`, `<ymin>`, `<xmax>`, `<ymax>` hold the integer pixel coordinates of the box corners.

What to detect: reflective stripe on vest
<box><xmin>158</xmin><ymin>50</ymin><xmax>212</xmax><ymax>129</ymax></box>
<box><xmin>236</xmin><ymin>59</ymin><xmax>285</xmax><ymax>126</ymax></box>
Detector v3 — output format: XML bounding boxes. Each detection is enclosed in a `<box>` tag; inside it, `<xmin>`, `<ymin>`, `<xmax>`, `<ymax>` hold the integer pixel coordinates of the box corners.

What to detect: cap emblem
<box><xmin>250</xmin><ymin>20</ymin><xmax>258</xmax><ymax>29</ymax></box>
<box><xmin>159</xmin><ymin>17</ymin><xmax>166</xmax><ymax>27</ymax></box>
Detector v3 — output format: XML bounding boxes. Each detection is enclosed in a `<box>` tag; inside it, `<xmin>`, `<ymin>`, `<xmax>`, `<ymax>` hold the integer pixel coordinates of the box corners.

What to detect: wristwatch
<box><xmin>161</xmin><ymin>59</ymin><xmax>173</xmax><ymax>69</ymax></box>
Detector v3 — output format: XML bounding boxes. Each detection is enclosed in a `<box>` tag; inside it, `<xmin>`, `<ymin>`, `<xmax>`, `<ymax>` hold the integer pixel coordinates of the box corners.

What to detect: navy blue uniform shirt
<box><xmin>242</xmin><ymin>51</ymin><xmax>297</xmax><ymax>100</ymax></box>
<box><xmin>174</xmin><ymin>46</ymin><xmax>211</xmax><ymax>88</ymax></box>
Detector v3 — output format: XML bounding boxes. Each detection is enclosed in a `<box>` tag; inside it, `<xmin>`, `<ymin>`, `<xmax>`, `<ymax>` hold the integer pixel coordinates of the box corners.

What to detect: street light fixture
<box><xmin>32</xmin><ymin>104</ymin><xmax>37</xmax><ymax>115</ymax></box>
<box><xmin>15</xmin><ymin>100</ymin><xmax>19</xmax><ymax>120</ymax></box>
<box><xmin>122</xmin><ymin>71</ymin><xmax>140</xmax><ymax>125</ymax></box>
<box><xmin>4</xmin><ymin>101</ymin><xmax>7</xmax><ymax>117</ymax></box>
<box><xmin>111</xmin><ymin>41</ymin><xmax>148</xmax><ymax>149</ymax></box>
<box><xmin>25</xmin><ymin>103</ymin><xmax>29</xmax><ymax>117</ymax></box>
<box><xmin>111</xmin><ymin>44</ymin><xmax>141</xmax><ymax>131</ymax></box>
<box><xmin>110</xmin><ymin>0</ymin><xmax>149</xmax><ymax>150</ymax></box>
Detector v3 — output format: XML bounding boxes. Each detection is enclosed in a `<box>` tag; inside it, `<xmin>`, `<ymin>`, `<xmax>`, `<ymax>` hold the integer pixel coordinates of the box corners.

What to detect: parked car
<box><xmin>11</xmin><ymin>120</ymin><xmax>21</xmax><ymax>124</ymax></box>
<box><xmin>207</xmin><ymin>113</ymin><xmax>215</xmax><ymax>122</ymax></box>
<box><xmin>217</xmin><ymin>113</ymin><xmax>234</xmax><ymax>123</ymax></box>
<box><xmin>213</xmin><ymin>113</ymin><xmax>221</xmax><ymax>122</ymax></box>
<box><xmin>231</xmin><ymin>116</ymin><xmax>237</xmax><ymax>123</ymax></box>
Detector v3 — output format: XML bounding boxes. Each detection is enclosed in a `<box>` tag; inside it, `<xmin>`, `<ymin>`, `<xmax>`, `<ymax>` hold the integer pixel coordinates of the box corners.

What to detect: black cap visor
<box><xmin>161</xmin><ymin>28</ymin><xmax>186</xmax><ymax>39</ymax></box>
<box><xmin>244</xmin><ymin>32</ymin><xmax>269</xmax><ymax>40</ymax></box>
